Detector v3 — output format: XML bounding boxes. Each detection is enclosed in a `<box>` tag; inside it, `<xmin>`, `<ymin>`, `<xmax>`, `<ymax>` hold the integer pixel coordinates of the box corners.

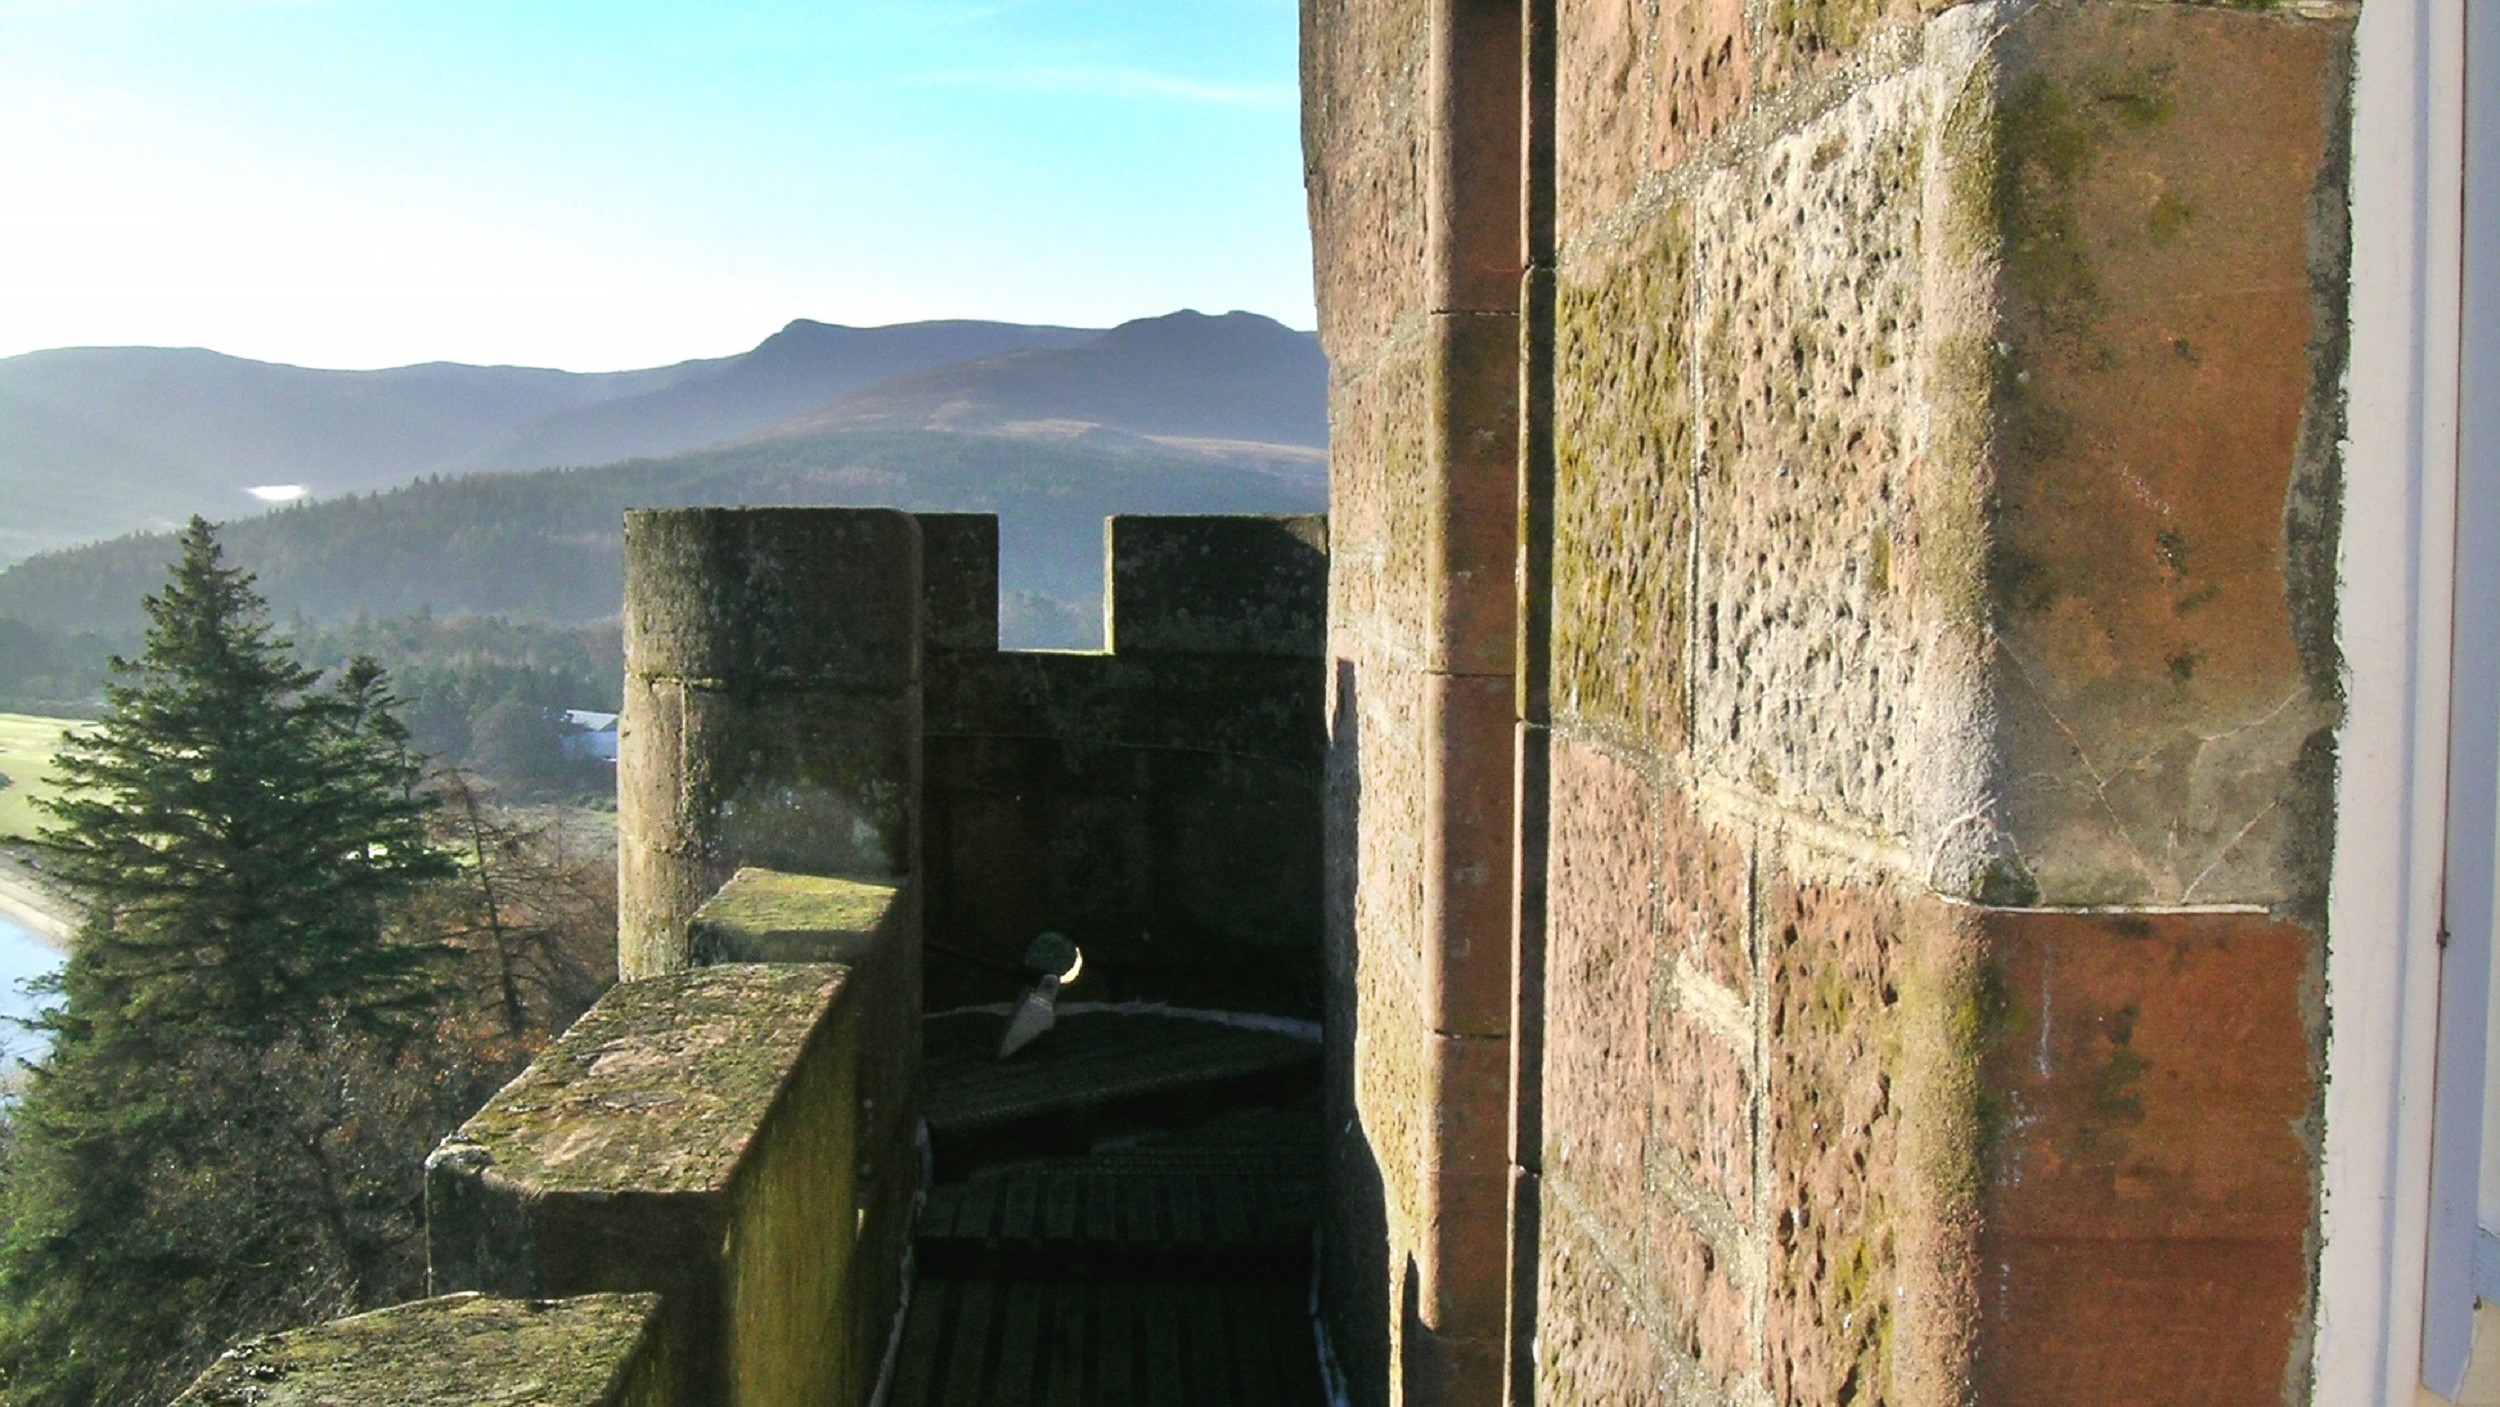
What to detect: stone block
<box><xmin>1650</xmin><ymin>998</ymin><xmax>1753</xmax><ymax>1226</ymax></box>
<box><xmin>913</xmin><ymin>512</ymin><xmax>999</xmax><ymax>653</ymax></box>
<box><xmin>1657</xmin><ymin>786</ymin><xmax>1752</xmax><ymax>994</ymax></box>
<box><xmin>1426</xmin><ymin>0</ymin><xmax>1522</xmax><ymax>315</ymax></box>
<box><xmin>1425</xmin><ymin>312</ymin><xmax>1520</xmax><ymax>676</ymax></box>
<box><xmin>1640</xmin><ymin>1194</ymin><xmax>1754</xmax><ymax>1391</ymax></box>
<box><xmin>426</xmin><ymin>966</ymin><xmax>871</xmax><ymax>1407</ymax></box>
<box><xmin>1543</xmin><ymin>737</ymin><xmax>1658</xmax><ymax>1238</ymax></box>
<box><xmin>688</xmin><ymin>868</ymin><xmax>903</xmax><ymax>967</ymax></box>
<box><xmin>1105</xmin><ymin>514</ymin><xmax>1328</xmax><ymax>657</ymax></box>
<box><xmin>686</xmin><ymin>867</ymin><xmax>920</xmax><ymax>1196</ymax></box>
<box><xmin>172</xmin><ymin>1294</ymin><xmax>673</xmax><ymax>1407</ymax></box>
<box><xmin>1551</xmin><ymin>207</ymin><xmax>1693</xmax><ymax>753</ymax></box>
<box><xmin>1424</xmin><ymin>671</ymin><xmax>1517</xmax><ymax>1035</ymax></box>
<box><xmin>1553</xmin><ymin>0</ymin><xmax>1751</xmax><ymax>243</ymax></box>
<box><xmin>1979</xmin><ymin>6</ymin><xmax>2350</xmax><ymax>907</ymax></box>
<box><xmin>1687</xmin><ymin>57</ymin><xmax>1973</xmax><ymax>845</ymax></box>
<box><xmin>619</xmin><ymin>677</ymin><xmax>919</xmax><ymax>977</ymax></box>
<box><xmin>1535</xmin><ymin>1207</ymin><xmax>1669</xmax><ymax>1407</ymax></box>
<box><xmin>1971</xmin><ymin>907</ymin><xmax>2316</xmax><ymax>1404</ymax></box>
<box><xmin>1760</xmin><ymin>873</ymin><xmax>1915</xmax><ymax>1407</ymax></box>
<box><xmin>1303</xmin><ymin>0</ymin><xmax>1431</xmax><ymax>356</ymax></box>
<box><xmin>622</xmin><ymin>508</ymin><xmax>919</xmax><ymax>691</ymax></box>
<box><xmin>1326</xmin><ymin>351</ymin><xmax>1434</xmax><ymax>676</ymax></box>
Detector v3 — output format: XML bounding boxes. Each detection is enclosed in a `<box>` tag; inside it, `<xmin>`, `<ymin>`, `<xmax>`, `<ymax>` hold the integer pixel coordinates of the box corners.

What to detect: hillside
<box><xmin>471</xmin><ymin>320</ymin><xmax>1099</xmax><ymax>471</ymax></box>
<box><xmin>0</xmin><ymin>428</ymin><xmax>1328</xmax><ymax>637</ymax></box>
<box><xmin>790</xmin><ymin>309</ymin><xmax>1327</xmax><ymax>448</ymax></box>
<box><xmin>0</xmin><ymin>320</ymin><xmax>1104</xmax><ymax>564</ymax></box>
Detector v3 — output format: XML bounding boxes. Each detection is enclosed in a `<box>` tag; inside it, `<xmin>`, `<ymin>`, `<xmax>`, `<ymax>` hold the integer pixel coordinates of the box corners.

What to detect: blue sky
<box><xmin>0</xmin><ymin>0</ymin><xmax>1312</xmax><ymax>370</ymax></box>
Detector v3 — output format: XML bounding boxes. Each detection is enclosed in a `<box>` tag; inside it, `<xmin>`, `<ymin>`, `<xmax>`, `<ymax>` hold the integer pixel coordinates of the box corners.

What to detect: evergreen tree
<box><xmin>0</xmin><ymin>518</ymin><xmax>455</xmax><ymax>1407</ymax></box>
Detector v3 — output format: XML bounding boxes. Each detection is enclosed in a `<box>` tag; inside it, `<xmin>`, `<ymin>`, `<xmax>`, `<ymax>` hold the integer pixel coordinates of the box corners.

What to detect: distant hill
<box><xmin>0</xmin><ymin>428</ymin><xmax>1329</xmax><ymax>637</ymax></box>
<box><xmin>0</xmin><ymin>320</ymin><xmax>1106</xmax><ymax>564</ymax></box>
<box><xmin>0</xmin><ymin>313</ymin><xmax>1327</xmax><ymax>570</ymax></box>
<box><xmin>788</xmin><ymin>310</ymin><xmax>1327</xmax><ymax>449</ymax></box>
<box><xmin>470</xmin><ymin>320</ymin><xmax>1099</xmax><ymax>472</ymax></box>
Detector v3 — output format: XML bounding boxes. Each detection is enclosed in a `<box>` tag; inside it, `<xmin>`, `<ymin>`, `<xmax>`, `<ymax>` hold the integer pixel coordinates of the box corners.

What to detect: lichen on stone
<box><xmin>171</xmin><ymin>1293</ymin><xmax>664</xmax><ymax>1407</ymax></box>
<box><xmin>448</xmin><ymin>965</ymin><xmax>846</xmax><ymax>1195</ymax></box>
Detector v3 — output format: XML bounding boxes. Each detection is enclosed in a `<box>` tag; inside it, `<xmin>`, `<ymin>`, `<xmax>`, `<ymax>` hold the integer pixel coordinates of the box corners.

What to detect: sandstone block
<box><xmin>172</xmin><ymin>1294</ymin><xmax>672</xmax><ymax>1407</ymax></box>
<box><xmin>1535</xmin><ymin>1208</ymin><xmax>1669</xmax><ymax>1407</ymax></box>
<box><xmin>622</xmin><ymin>508</ymin><xmax>919</xmax><ymax>691</ymax></box>
<box><xmin>1424</xmin><ymin>671</ymin><xmax>1518</xmax><ymax>1035</ymax></box>
<box><xmin>913</xmin><ymin>512</ymin><xmax>999</xmax><ymax>653</ymax></box>
<box><xmin>1425</xmin><ymin>312</ymin><xmax>1520</xmax><ymax>677</ymax></box>
<box><xmin>1105</xmin><ymin>514</ymin><xmax>1328</xmax><ymax>657</ymax></box>
<box><xmin>426</xmin><ymin>966</ymin><xmax>872</xmax><ymax>1407</ymax></box>
<box><xmin>1543</xmin><ymin>737</ymin><xmax>1659</xmax><ymax>1238</ymax></box>
<box><xmin>1972</xmin><ymin>907</ymin><xmax>2316</xmax><ymax>1404</ymax></box>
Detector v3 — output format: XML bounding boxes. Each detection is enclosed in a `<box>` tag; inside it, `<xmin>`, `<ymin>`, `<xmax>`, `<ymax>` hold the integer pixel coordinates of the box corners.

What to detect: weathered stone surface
<box><xmin>426</xmin><ymin>966</ymin><xmax>869</xmax><ymax>1407</ymax></box>
<box><xmin>1552</xmin><ymin>207</ymin><xmax>1694</xmax><ymax>754</ymax></box>
<box><xmin>1544</xmin><ymin>738</ymin><xmax>1657</xmax><ymax>1240</ymax></box>
<box><xmin>1981</xmin><ymin>7</ymin><xmax>2350</xmax><ymax>907</ymax></box>
<box><xmin>1650</xmin><ymin>998</ymin><xmax>1753</xmax><ymax>1226</ymax></box>
<box><xmin>1327</xmin><ymin>345</ymin><xmax>1437</xmax><ymax>676</ymax></box>
<box><xmin>1303</xmin><ymin>0</ymin><xmax>1430</xmax><ymax>357</ymax></box>
<box><xmin>1761</xmin><ymin>874</ymin><xmax>1914</xmax><ymax>1407</ymax></box>
<box><xmin>915</xmin><ymin>512</ymin><xmax>1000</xmax><ymax>653</ymax></box>
<box><xmin>1641</xmin><ymin>1188</ymin><xmax>1755</xmax><ymax>1392</ymax></box>
<box><xmin>1972</xmin><ymin>907</ymin><xmax>2316</xmax><ymax>1404</ymax></box>
<box><xmin>689</xmin><ymin>867</ymin><xmax>902</xmax><ymax>967</ymax></box>
<box><xmin>622</xmin><ymin>508</ymin><xmax>919</xmax><ymax>690</ymax></box>
<box><xmin>1657</xmin><ymin>786</ymin><xmax>1752</xmax><ymax>995</ymax></box>
<box><xmin>1554</xmin><ymin>0</ymin><xmax>1751</xmax><ymax>244</ymax></box>
<box><xmin>1688</xmin><ymin>53</ymin><xmax>1981</xmax><ymax>849</ymax></box>
<box><xmin>1536</xmin><ymin>1207</ymin><xmax>1671</xmax><ymax>1406</ymax></box>
<box><xmin>172</xmin><ymin>1294</ymin><xmax>671</xmax><ymax>1407</ymax></box>
<box><xmin>1107</xmin><ymin>514</ymin><xmax>1327</xmax><ymax>657</ymax></box>
<box><xmin>619</xmin><ymin>677</ymin><xmax>919</xmax><ymax>977</ymax></box>
<box><xmin>1416</xmin><ymin>1030</ymin><xmax>1511</xmax><ymax>1333</ymax></box>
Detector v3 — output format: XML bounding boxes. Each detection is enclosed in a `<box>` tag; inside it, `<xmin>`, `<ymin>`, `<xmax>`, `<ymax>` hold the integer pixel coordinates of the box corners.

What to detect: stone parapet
<box><xmin>425</xmin><ymin>964</ymin><xmax>881</xmax><ymax>1407</ymax></box>
<box><xmin>618</xmin><ymin>507</ymin><xmax>922</xmax><ymax>979</ymax></box>
<box><xmin>917</xmin><ymin>513</ymin><xmax>1328</xmax><ymax>1018</ymax></box>
<box><xmin>170</xmin><ymin>1293</ymin><xmax>673</xmax><ymax>1407</ymax></box>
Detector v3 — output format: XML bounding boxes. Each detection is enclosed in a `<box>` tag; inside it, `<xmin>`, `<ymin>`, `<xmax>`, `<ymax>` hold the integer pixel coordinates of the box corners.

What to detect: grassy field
<box><xmin>0</xmin><ymin>713</ymin><xmax>79</xmax><ymax>843</ymax></box>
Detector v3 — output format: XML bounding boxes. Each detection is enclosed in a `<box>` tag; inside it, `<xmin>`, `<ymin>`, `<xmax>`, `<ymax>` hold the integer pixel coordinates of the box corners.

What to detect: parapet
<box><xmin>426</xmin><ymin>964</ymin><xmax>869</xmax><ymax>1407</ymax></box>
<box><xmin>689</xmin><ymin>867</ymin><xmax>905</xmax><ymax>967</ymax></box>
<box><xmin>1106</xmin><ymin>514</ymin><xmax>1326</xmax><ymax>657</ymax></box>
<box><xmin>170</xmin><ymin>1293</ymin><xmax>671</xmax><ymax>1407</ymax></box>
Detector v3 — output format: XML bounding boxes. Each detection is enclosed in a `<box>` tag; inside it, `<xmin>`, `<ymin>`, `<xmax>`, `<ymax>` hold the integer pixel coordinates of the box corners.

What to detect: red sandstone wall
<box><xmin>1305</xmin><ymin>1</ymin><xmax>2352</xmax><ymax>1404</ymax></box>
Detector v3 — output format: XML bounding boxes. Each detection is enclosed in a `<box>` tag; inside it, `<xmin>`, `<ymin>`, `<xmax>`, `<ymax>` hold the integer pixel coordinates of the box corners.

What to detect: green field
<box><xmin>0</xmin><ymin>713</ymin><xmax>79</xmax><ymax>843</ymax></box>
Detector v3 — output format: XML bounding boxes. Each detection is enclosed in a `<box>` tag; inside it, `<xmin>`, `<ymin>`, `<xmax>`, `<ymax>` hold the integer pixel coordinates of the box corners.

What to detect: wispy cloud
<box><xmin>911</xmin><ymin>63</ymin><xmax>1294</xmax><ymax>108</ymax></box>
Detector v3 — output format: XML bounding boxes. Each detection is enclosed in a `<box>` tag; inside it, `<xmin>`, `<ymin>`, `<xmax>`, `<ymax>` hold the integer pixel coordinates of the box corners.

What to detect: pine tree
<box><xmin>0</xmin><ymin>518</ymin><xmax>456</xmax><ymax>1407</ymax></box>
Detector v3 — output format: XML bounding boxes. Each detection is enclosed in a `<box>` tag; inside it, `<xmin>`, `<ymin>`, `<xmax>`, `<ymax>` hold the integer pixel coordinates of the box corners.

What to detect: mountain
<box><xmin>784</xmin><ymin>310</ymin><xmax>1327</xmax><ymax>449</ymax></box>
<box><xmin>0</xmin><ymin>427</ymin><xmax>1329</xmax><ymax>638</ymax></box>
<box><xmin>0</xmin><ymin>320</ymin><xmax>1103</xmax><ymax>565</ymax></box>
<box><xmin>470</xmin><ymin>320</ymin><xmax>1099</xmax><ymax>471</ymax></box>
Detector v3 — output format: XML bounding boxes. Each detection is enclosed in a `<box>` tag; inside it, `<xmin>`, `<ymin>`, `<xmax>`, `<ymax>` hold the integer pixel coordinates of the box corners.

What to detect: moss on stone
<box><xmin>172</xmin><ymin>1294</ymin><xmax>666</xmax><ymax>1407</ymax></box>
<box><xmin>692</xmin><ymin>868</ymin><xmax>898</xmax><ymax>961</ymax></box>
<box><xmin>447</xmin><ymin>965</ymin><xmax>845</xmax><ymax>1195</ymax></box>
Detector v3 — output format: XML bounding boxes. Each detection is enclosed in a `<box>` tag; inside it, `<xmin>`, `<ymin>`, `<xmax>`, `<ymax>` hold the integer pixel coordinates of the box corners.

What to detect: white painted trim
<box><xmin>2426</xmin><ymin>2</ymin><xmax>2500</xmax><ymax>1394</ymax></box>
<box><xmin>2321</xmin><ymin>1</ymin><xmax>2470</xmax><ymax>1403</ymax></box>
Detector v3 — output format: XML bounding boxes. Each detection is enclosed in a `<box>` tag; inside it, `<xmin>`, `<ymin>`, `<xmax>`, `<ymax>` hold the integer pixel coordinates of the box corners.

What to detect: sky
<box><xmin>0</xmin><ymin>0</ymin><xmax>1313</xmax><ymax>371</ymax></box>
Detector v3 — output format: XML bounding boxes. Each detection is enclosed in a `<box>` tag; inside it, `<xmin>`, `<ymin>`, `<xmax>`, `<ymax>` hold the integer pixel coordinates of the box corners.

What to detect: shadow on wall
<box><xmin>1322</xmin><ymin>655</ymin><xmax>1393</xmax><ymax>1400</ymax></box>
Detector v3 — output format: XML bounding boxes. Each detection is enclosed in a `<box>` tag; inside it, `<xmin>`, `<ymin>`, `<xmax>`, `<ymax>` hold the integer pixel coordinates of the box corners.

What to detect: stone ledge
<box><xmin>435</xmin><ymin>964</ymin><xmax>845</xmax><ymax>1197</ymax></box>
<box><xmin>171</xmin><ymin>1293</ymin><xmax>670</xmax><ymax>1407</ymax></box>
<box><xmin>690</xmin><ymin>867</ymin><xmax>903</xmax><ymax>967</ymax></box>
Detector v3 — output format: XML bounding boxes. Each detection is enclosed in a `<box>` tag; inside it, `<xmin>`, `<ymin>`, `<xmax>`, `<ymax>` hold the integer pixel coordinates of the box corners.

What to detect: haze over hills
<box><xmin>792</xmin><ymin>309</ymin><xmax>1327</xmax><ymax>449</ymax></box>
<box><xmin>3</xmin><ymin>315</ymin><xmax>1306</xmax><ymax>565</ymax></box>
<box><xmin>0</xmin><ymin>427</ymin><xmax>1327</xmax><ymax>638</ymax></box>
<box><xmin>0</xmin><ymin>307</ymin><xmax>1329</xmax><ymax>679</ymax></box>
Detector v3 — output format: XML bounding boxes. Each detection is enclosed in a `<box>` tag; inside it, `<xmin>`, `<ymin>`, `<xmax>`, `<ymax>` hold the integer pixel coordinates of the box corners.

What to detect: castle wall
<box><xmin>1304</xmin><ymin>2</ymin><xmax>2352</xmax><ymax>1403</ymax></box>
<box><xmin>918</xmin><ymin>513</ymin><xmax>1329</xmax><ymax>1018</ymax></box>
